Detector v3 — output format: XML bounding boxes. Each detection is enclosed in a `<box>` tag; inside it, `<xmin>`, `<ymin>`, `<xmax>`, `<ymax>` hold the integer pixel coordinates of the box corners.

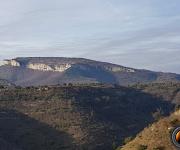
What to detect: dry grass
<box><xmin>119</xmin><ymin>110</ymin><xmax>180</xmax><ymax>150</ymax></box>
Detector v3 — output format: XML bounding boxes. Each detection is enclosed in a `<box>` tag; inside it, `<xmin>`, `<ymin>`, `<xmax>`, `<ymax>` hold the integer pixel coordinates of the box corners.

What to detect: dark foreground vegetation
<box><xmin>0</xmin><ymin>82</ymin><xmax>179</xmax><ymax>150</ymax></box>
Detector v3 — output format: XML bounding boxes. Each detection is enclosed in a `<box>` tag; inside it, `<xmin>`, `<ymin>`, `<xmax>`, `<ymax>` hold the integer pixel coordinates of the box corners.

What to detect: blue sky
<box><xmin>0</xmin><ymin>0</ymin><xmax>180</xmax><ymax>73</ymax></box>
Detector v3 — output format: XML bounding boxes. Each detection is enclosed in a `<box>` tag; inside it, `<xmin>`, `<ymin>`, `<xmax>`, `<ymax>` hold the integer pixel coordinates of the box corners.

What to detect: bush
<box><xmin>0</xmin><ymin>85</ymin><xmax>4</xmax><ymax>89</ymax></box>
<box><xmin>137</xmin><ymin>144</ymin><xmax>148</xmax><ymax>150</ymax></box>
<box><xmin>175</xmin><ymin>105</ymin><xmax>180</xmax><ymax>111</ymax></box>
<box><xmin>153</xmin><ymin>146</ymin><xmax>165</xmax><ymax>150</ymax></box>
<box><xmin>170</xmin><ymin>118</ymin><xmax>179</xmax><ymax>126</ymax></box>
<box><xmin>112</xmin><ymin>141</ymin><xmax>117</xmax><ymax>150</ymax></box>
<box><xmin>123</xmin><ymin>136</ymin><xmax>133</xmax><ymax>144</ymax></box>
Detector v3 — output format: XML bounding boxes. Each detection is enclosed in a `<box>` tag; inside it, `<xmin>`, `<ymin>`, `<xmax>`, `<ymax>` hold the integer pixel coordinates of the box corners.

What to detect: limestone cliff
<box><xmin>27</xmin><ymin>63</ymin><xmax>71</xmax><ymax>72</ymax></box>
<box><xmin>54</xmin><ymin>64</ymin><xmax>71</xmax><ymax>72</ymax></box>
<box><xmin>0</xmin><ymin>60</ymin><xmax>20</xmax><ymax>67</ymax></box>
<box><xmin>27</xmin><ymin>63</ymin><xmax>54</xmax><ymax>71</ymax></box>
<box><xmin>0</xmin><ymin>59</ymin><xmax>72</xmax><ymax>72</ymax></box>
<box><xmin>0</xmin><ymin>60</ymin><xmax>9</xmax><ymax>66</ymax></box>
<box><xmin>0</xmin><ymin>58</ymin><xmax>136</xmax><ymax>73</ymax></box>
<box><xmin>9</xmin><ymin>60</ymin><xmax>21</xmax><ymax>67</ymax></box>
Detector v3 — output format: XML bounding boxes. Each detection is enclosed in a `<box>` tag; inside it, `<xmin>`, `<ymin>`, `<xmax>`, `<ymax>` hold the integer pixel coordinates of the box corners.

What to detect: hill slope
<box><xmin>119</xmin><ymin>110</ymin><xmax>180</xmax><ymax>150</ymax></box>
<box><xmin>0</xmin><ymin>83</ymin><xmax>179</xmax><ymax>150</ymax></box>
<box><xmin>0</xmin><ymin>57</ymin><xmax>180</xmax><ymax>86</ymax></box>
<box><xmin>0</xmin><ymin>79</ymin><xmax>14</xmax><ymax>87</ymax></box>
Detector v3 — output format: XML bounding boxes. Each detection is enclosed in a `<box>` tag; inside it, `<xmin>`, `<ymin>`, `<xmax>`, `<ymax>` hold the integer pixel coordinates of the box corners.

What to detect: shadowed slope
<box><xmin>0</xmin><ymin>108</ymin><xmax>77</xmax><ymax>150</ymax></box>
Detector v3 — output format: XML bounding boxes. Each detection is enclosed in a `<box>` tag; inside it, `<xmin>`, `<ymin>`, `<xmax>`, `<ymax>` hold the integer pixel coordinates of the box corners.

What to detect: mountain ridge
<box><xmin>0</xmin><ymin>57</ymin><xmax>180</xmax><ymax>86</ymax></box>
<box><xmin>0</xmin><ymin>57</ymin><xmax>136</xmax><ymax>73</ymax></box>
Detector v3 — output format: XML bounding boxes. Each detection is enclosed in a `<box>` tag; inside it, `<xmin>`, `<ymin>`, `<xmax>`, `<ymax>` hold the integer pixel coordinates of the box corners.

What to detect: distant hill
<box><xmin>0</xmin><ymin>57</ymin><xmax>180</xmax><ymax>86</ymax></box>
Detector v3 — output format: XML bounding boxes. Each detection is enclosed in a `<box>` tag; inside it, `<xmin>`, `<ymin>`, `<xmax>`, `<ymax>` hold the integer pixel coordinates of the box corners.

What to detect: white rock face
<box><xmin>54</xmin><ymin>64</ymin><xmax>71</xmax><ymax>72</ymax></box>
<box><xmin>0</xmin><ymin>59</ymin><xmax>71</xmax><ymax>72</ymax></box>
<box><xmin>0</xmin><ymin>60</ymin><xmax>9</xmax><ymax>66</ymax></box>
<box><xmin>0</xmin><ymin>60</ymin><xmax>20</xmax><ymax>67</ymax></box>
<box><xmin>27</xmin><ymin>63</ymin><xmax>71</xmax><ymax>72</ymax></box>
<box><xmin>9</xmin><ymin>60</ymin><xmax>20</xmax><ymax>67</ymax></box>
<box><xmin>0</xmin><ymin>58</ymin><xmax>134</xmax><ymax>73</ymax></box>
<box><xmin>27</xmin><ymin>63</ymin><xmax>54</xmax><ymax>71</ymax></box>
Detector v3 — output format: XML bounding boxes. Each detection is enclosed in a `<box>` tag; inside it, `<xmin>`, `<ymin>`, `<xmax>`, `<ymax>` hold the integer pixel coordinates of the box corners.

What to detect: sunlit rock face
<box><xmin>0</xmin><ymin>58</ymin><xmax>136</xmax><ymax>74</ymax></box>
<box><xmin>27</xmin><ymin>63</ymin><xmax>71</xmax><ymax>72</ymax></box>
<box><xmin>0</xmin><ymin>58</ymin><xmax>135</xmax><ymax>73</ymax></box>
<box><xmin>9</xmin><ymin>60</ymin><xmax>21</xmax><ymax>67</ymax></box>
<box><xmin>0</xmin><ymin>60</ymin><xmax>20</xmax><ymax>67</ymax></box>
<box><xmin>27</xmin><ymin>63</ymin><xmax>54</xmax><ymax>71</ymax></box>
<box><xmin>0</xmin><ymin>60</ymin><xmax>9</xmax><ymax>66</ymax></box>
<box><xmin>54</xmin><ymin>64</ymin><xmax>71</xmax><ymax>72</ymax></box>
<box><xmin>0</xmin><ymin>59</ymin><xmax>72</xmax><ymax>72</ymax></box>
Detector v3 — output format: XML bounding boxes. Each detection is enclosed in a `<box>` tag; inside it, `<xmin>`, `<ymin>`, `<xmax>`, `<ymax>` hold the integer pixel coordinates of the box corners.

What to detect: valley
<box><xmin>0</xmin><ymin>83</ymin><xmax>179</xmax><ymax>150</ymax></box>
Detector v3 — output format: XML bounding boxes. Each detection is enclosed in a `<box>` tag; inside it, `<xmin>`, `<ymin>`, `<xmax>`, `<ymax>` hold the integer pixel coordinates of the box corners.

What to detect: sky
<box><xmin>0</xmin><ymin>0</ymin><xmax>180</xmax><ymax>73</ymax></box>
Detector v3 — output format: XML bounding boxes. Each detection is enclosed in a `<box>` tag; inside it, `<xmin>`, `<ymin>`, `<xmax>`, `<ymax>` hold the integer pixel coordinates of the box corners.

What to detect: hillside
<box><xmin>118</xmin><ymin>110</ymin><xmax>180</xmax><ymax>150</ymax></box>
<box><xmin>0</xmin><ymin>57</ymin><xmax>180</xmax><ymax>86</ymax></box>
<box><xmin>117</xmin><ymin>82</ymin><xmax>180</xmax><ymax>150</ymax></box>
<box><xmin>0</xmin><ymin>83</ymin><xmax>179</xmax><ymax>150</ymax></box>
<box><xmin>132</xmin><ymin>82</ymin><xmax>180</xmax><ymax>105</ymax></box>
<box><xmin>0</xmin><ymin>79</ymin><xmax>14</xmax><ymax>87</ymax></box>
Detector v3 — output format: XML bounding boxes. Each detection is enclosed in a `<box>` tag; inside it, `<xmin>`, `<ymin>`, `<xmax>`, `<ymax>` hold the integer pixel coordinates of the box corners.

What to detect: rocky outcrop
<box><xmin>27</xmin><ymin>63</ymin><xmax>71</xmax><ymax>72</ymax></box>
<box><xmin>0</xmin><ymin>58</ymin><xmax>135</xmax><ymax>73</ymax></box>
<box><xmin>9</xmin><ymin>60</ymin><xmax>21</xmax><ymax>67</ymax></box>
<box><xmin>0</xmin><ymin>59</ymin><xmax>72</xmax><ymax>72</ymax></box>
<box><xmin>25</xmin><ymin>63</ymin><xmax>134</xmax><ymax>73</ymax></box>
<box><xmin>54</xmin><ymin>64</ymin><xmax>71</xmax><ymax>72</ymax></box>
<box><xmin>0</xmin><ymin>60</ymin><xmax>20</xmax><ymax>67</ymax></box>
<box><xmin>27</xmin><ymin>63</ymin><xmax>54</xmax><ymax>72</ymax></box>
<box><xmin>0</xmin><ymin>60</ymin><xmax>8</xmax><ymax>66</ymax></box>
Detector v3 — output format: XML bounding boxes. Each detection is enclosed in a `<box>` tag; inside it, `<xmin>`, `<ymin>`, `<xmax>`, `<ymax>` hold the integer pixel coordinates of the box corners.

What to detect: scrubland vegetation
<box><xmin>0</xmin><ymin>82</ymin><xmax>179</xmax><ymax>150</ymax></box>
